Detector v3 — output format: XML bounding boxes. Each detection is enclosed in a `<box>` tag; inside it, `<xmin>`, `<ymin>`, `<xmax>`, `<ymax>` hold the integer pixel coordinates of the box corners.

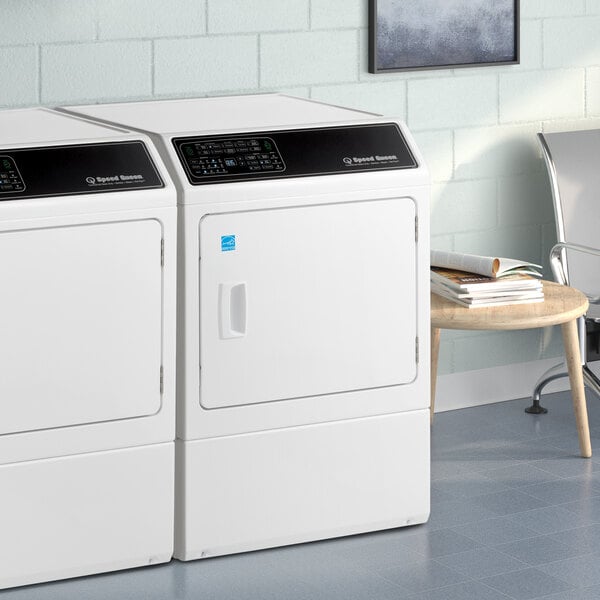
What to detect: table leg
<box><xmin>430</xmin><ymin>326</ymin><xmax>440</xmax><ymax>425</ymax></box>
<box><xmin>561</xmin><ymin>319</ymin><xmax>592</xmax><ymax>458</ymax></box>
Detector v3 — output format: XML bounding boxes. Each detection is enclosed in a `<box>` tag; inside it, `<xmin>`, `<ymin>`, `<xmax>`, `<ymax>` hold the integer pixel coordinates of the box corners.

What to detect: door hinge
<box><xmin>161</xmin><ymin>238</ymin><xmax>165</xmax><ymax>267</ymax></box>
<box><xmin>160</xmin><ymin>366</ymin><xmax>164</xmax><ymax>394</ymax></box>
<box><xmin>415</xmin><ymin>216</ymin><xmax>419</xmax><ymax>243</ymax></box>
<box><xmin>416</xmin><ymin>337</ymin><xmax>419</xmax><ymax>364</ymax></box>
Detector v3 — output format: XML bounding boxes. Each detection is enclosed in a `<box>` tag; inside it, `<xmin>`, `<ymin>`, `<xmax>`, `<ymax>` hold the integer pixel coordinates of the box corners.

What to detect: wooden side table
<box><xmin>430</xmin><ymin>281</ymin><xmax>591</xmax><ymax>457</ymax></box>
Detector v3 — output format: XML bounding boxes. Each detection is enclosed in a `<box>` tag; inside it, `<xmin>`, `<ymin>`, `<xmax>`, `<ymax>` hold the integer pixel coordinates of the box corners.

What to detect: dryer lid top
<box><xmin>64</xmin><ymin>94</ymin><xmax>378</xmax><ymax>135</ymax></box>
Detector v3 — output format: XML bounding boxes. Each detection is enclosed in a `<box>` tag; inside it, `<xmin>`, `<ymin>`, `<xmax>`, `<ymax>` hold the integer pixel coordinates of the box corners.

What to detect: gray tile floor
<box><xmin>4</xmin><ymin>390</ymin><xmax>600</xmax><ymax>600</ymax></box>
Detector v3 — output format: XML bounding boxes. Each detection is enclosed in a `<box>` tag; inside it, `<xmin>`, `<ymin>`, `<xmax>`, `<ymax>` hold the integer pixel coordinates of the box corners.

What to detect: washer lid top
<box><xmin>0</xmin><ymin>108</ymin><xmax>130</xmax><ymax>147</ymax></box>
<box><xmin>0</xmin><ymin>108</ymin><xmax>172</xmax><ymax>208</ymax></box>
<box><xmin>64</xmin><ymin>94</ymin><xmax>377</xmax><ymax>135</ymax></box>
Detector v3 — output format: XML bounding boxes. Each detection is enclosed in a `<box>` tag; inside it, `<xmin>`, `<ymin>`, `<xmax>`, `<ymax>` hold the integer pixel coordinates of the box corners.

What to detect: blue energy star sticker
<box><xmin>221</xmin><ymin>235</ymin><xmax>236</xmax><ymax>252</ymax></box>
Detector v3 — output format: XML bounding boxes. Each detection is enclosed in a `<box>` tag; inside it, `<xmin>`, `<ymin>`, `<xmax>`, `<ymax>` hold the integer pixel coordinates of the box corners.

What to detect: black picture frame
<box><xmin>368</xmin><ymin>0</ymin><xmax>520</xmax><ymax>74</ymax></box>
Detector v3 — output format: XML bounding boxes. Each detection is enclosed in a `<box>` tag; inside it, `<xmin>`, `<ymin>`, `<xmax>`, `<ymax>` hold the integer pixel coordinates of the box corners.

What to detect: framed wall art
<box><xmin>369</xmin><ymin>0</ymin><xmax>519</xmax><ymax>74</ymax></box>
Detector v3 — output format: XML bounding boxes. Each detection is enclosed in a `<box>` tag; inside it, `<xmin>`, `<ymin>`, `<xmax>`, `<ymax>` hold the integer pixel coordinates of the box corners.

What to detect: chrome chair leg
<box><xmin>583</xmin><ymin>365</ymin><xmax>600</xmax><ymax>399</ymax></box>
<box><xmin>526</xmin><ymin>361</ymin><xmax>569</xmax><ymax>414</ymax></box>
<box><xmin>526</xmin><ymin>316</ymin><xmax>588</xmax><ymax>415</ymax></box>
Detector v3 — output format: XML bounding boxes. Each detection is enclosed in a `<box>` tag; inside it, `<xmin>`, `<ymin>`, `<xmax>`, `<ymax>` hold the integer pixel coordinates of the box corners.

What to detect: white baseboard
<box><xmin>434</xmin><ymin>358</ymin><xmax>570</xmax><ymax>413</ymax></box>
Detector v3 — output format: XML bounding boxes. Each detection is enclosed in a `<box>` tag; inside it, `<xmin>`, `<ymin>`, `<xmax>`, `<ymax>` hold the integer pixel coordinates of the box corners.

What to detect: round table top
<box><xmin>431</xmin><ymin>281</ymin><xmax>589</xmax><ymax>330</ymax></box>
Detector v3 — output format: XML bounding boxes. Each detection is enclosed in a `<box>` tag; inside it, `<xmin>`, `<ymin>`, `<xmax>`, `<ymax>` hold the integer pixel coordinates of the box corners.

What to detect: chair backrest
<box><xmin>539</xmin><ymin>129</ymin><xmax>600</xmax><ymax>296</ymax></box>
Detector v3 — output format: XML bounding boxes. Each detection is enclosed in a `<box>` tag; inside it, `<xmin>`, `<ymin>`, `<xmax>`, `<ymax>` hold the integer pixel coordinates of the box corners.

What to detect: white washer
<box><xmin>0</xmin><ymin>108</ymin><xmax>177</xmax><ymax>588</ymax></box>
<box><xmin>63</xmin><ymin>94</ymin><xmax>430</xmax><ymax>560</ymax></box>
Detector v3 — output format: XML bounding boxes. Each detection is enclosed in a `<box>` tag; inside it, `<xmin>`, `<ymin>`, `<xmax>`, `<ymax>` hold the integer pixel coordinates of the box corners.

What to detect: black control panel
<box><xmin>178</xmin><ymin>137</ymin><xmax>285</xmax><ymax>178</ymax></box>
<box><xmin>0</xmin><ymin>156</ymin><xmax>25</xmax><ymax>194</ymax></box>
<box><xmin>173</xmin><ymin>123</ymin><xmax>417</xmax><ymax>185</ymax></box>
<box><xmin>0</xmin><ymin>141</ymin><xmax>163</xmax><ymax>202</ymax></box>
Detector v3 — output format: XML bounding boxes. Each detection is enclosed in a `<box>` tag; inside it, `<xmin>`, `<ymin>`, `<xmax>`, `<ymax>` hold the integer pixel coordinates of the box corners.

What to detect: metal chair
<box><xmin>528</xmin><ymin>129</ymin><xmax>600</xmax><ymax>414</ymax></box>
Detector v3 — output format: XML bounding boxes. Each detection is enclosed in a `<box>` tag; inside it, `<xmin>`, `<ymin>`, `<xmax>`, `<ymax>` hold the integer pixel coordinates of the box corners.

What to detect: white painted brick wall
<box><xmin>408</xmin><ymin>76</ymin><xmax>498</xmax><ymax>130</ymax></box>
<box><xmin>42</xmin><ymin>41</ymin><xmax>152</xmax><ymax>103</ymax></box>
<box><xmin>412</xmin><ymin>130</ymin><xmax>454</xmax><ymax>182</ymax></box>
<box><xmin>154</xmin><ymin>36</ymin><xmax>258</xmax><ymax>95</ymax></box>
<box><xmin>544</xmin><ymin>17</ymin><xmax>600</xmax><ymax>67</ymax></box>
<box><xmin>587</xmin><ymin>68</ymin><xmax>600</xmax><ymax>115</ymax></box>
<box><xmin>454</xmin><ymin>124</ymin><xmax>542</xmax><ymax>180</ymax></box>
<box><xmin>2</xmin><ymin>0</ymin><xmax>600</xmax><ymax>375</ymax></box>
<box><xmin>499</xmin><ymin>70</ymin><xmax>585</xmax><ymax>122</ymax></box>
<box><xmin>497</xmin><ymin>172</ymin><xmax>555</xmax><ymax>227</ymax></box>
<box><xmin>208</xmin><ymin>0</ymin><xmax>308</xmax><ymax>34</ymax></box>
<box><xmin>98</xmin><ymin>0</ymin><xmax>207</xmax><ymax>39</ymax></box>
<box><xmin>310</xmin><ymin>81</ymin><xmax>406</xmax><ymax>118</ymax></box>
<box><xmin>310</xmin><ymin>0</ymin><xmax>366</xmax><ymax>29</ymax></box>
<box><xmin>260</xmin><ymin>31</ymin><xmax>358</xmax><ymax>87</ymax></box>
<box><xmin>521</xmin><ymin>0</ymin><xmax>586</xmax><ymax>18</ymax></box>
<box><xmin>0</xmin><ymin>47</ymin><xmax>38</xmax><ymax>106</ymax></box>
<box><xmin>431</xmin><ymin>180</ymin><xmax>497</xmax><ymax>236</ymax></box>
<box><xmin>0</xmin><ymin>0</ymin><xmax>96</xmax><ymax>45</ymax></box>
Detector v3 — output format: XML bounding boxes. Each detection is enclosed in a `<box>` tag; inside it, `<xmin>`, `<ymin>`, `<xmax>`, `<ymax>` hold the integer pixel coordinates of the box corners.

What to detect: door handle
<box><xmin>219</xmin><ymin>282</ymin><xmax>247</xmax><ymax>339</ymax></box>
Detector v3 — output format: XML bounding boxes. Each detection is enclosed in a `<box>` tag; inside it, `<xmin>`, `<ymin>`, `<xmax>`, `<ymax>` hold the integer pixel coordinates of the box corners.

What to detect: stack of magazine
<box><xmin>431</xmin><ymin>250</ymin><xmax>544</xmax><ymax>308</ymax></box>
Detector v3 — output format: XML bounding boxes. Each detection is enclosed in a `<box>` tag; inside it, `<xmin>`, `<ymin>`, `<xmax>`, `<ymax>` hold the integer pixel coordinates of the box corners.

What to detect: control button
<box><xmin>223</xmin><ymin>142</ymin><xmax>234</xmax><ymax>148</ymax></box>
<box><xmin>261</xmin><ymin>165</ymin><xmax>275</xmax><ymax>170</ymax></box>
<box><xmin>235</xmin><ymin>141</ymin><xmax>248</xmax><ymax>147</ymax></box>
<box><xmin>225</xmin><ymin>148</ymin><xmax>236</xmax><ymax>155</ymax></box>
<box><xmin>246</xmin><ymin>154</ymin><xmax>257</xmax><ymax>160</ymax></box>
<box><xmin>249</xmin><ymin>166</ymin><xmax>261</xmax><ymax>171</ymax></box>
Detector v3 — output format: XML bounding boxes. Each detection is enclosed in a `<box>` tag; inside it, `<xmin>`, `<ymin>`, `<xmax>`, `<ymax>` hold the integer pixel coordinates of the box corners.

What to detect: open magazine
<box><xmin>431</xmin><ymin>250</ymin><xmax>542</xmax><ymax>279</ymax></box>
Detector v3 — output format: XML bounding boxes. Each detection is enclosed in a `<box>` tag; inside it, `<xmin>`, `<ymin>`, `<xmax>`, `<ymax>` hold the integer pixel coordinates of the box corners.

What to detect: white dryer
<box><xmin>63</xmin><ymin>94</ymin><xmax>430</xmax><ymax>560</ymax></box>
<box><xmin>0</xmin><ymin>108</ymin><xmax>177</xmax><ymax>588</ymax></box>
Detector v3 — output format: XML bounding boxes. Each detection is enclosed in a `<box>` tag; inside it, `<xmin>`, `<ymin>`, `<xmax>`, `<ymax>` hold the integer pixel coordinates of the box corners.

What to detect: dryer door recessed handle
<box><xmin>219</xmin><ymin>282</ymin><xmax>247</xmax><ymax>339</ymax></box>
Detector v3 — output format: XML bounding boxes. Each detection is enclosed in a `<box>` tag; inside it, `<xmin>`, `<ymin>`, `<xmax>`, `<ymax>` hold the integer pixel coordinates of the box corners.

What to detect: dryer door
<box><xmin>199</xmin><ymin>198</ymin><xmax>417</xmax><ymax>409</ymax></box>
<box><xmin>0</xmin><ymin>219</ymin><xmax>163</xmax><ymax>435</ymax></box>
